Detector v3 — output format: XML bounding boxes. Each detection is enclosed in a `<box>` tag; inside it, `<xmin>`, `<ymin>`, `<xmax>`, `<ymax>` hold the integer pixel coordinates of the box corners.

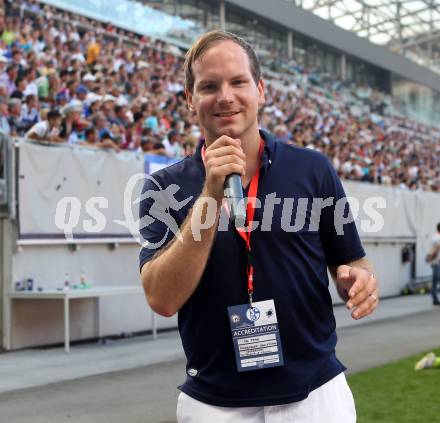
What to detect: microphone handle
<box><xmin>224</xmin><ymin>174</ymin><xmax>246</xmax><ymax>228</ymax></box>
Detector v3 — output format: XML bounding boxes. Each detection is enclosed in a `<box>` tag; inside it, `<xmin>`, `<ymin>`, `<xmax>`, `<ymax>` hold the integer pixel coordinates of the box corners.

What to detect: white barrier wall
<box><xmin>329</xmin><ymin>239</ymin><xmax>413</xmax><ymax>303</ymax></box>
<box><xmin>343</xmin><ymin>180</ymin><xmax>439</xmax><ymax>278</ymax></box>
<box><xmin>2</xmin><ymin>140</ymin><xmax>439</xmax><ymax>349</ymax></box>
<box><xmin>18</xmin><ymin>140</ymin><xmax>144</xmax><ymax>237</ymax></box>
<box><xmin>17</xmin><ymin>139</ymin><xmax>439</xmax><ymax>269</ymax></box>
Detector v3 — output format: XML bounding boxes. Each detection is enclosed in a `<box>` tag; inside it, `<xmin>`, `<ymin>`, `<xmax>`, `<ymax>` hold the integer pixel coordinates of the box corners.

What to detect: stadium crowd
<box><xmin>0</xmin><ymin>0</ymin><xmax>439</xmax><ymax>191</ymax></box>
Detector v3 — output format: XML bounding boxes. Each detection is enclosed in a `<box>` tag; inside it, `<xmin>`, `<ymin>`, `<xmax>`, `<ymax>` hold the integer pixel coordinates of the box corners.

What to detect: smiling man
<box><xmin>139</xmin><ymin>30</ymin><xmax>379</xmax><ymax>423</ymax></box>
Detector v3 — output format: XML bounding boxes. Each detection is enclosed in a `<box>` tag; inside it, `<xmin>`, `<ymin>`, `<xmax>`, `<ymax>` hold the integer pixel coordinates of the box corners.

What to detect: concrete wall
<box><xmin>1</xmin><ymin>219</ymin><xmax>14</xmax><ymax>349</ymax></box>
<box><xmin>6</xmin><ymin>242</ymin><xmax>177</xmax><ymax>349</ymax></box>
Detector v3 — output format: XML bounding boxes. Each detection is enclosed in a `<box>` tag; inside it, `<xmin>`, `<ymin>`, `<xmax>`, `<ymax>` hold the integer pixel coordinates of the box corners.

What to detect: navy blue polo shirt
<box><xmin>139</xmin><ymin>130</ymin><xmax>365</xmax><ymax>407</ymax></box>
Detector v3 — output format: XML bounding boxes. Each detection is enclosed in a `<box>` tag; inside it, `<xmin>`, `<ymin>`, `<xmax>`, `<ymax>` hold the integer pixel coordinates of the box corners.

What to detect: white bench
<box><xmin>7</xmin><ymin>286</ymin><xmax>155</xmax><ymax>353</ymax></box>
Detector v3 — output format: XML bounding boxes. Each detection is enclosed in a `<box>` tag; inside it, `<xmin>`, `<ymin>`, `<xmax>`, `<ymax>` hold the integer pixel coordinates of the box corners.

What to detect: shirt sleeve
<box><xmin>138</xmin><ymin>173</ymin><xmax>177</xmax><ymax>271</ymax></box>
<box><xmin>29</xmin><ymin>122</ymin><xmax>47</xmax><ymax>138</ymax></box>
<box><xmin>319</xmin><ymin>157</ymin><xmax>365</xmax><ymax>266</ymax></box>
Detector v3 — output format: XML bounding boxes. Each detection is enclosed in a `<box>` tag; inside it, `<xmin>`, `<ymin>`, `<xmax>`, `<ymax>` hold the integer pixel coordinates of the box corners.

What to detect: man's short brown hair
<box><xmin>183</xmin><ymin>30</ymin><xmax>261</xmax><ymax>93</ymax></box>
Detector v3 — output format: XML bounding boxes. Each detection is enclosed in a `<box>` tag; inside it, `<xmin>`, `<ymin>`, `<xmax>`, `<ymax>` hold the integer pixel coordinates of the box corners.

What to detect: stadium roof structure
<box><xmin>287</xmin><ymin>0</ymin><xmax>440</xmax><ymax>70</ymax></box>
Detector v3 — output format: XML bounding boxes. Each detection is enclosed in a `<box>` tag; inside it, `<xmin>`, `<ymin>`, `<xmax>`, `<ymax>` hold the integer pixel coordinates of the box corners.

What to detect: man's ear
<box><xmin>257</xmin><ymin>79</ymin><xmax>266</xmax><ymax>107</ymax></box>
<box><xmin>185</xmin><ymin>89</ymin><xmax>195</xmax><ymax>112</ymax></box>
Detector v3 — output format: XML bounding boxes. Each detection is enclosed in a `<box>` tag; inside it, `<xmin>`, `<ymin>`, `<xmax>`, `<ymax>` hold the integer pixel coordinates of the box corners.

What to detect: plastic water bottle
<box><xmin>64</xmin><ymin>272</ymin><xmax>70</xmax><ymax>290</ymax></box>
<box><xmin>80</xmin><ymin>270</ymin><xmax>86</xmax><ymax>286</ymax></box>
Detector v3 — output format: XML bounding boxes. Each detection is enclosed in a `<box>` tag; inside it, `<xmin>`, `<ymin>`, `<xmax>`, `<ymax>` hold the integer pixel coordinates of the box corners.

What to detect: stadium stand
<box><xmin>0</xmin><ymin>0</ymin><xmax>439</xmax><ymax>191</ymax></box>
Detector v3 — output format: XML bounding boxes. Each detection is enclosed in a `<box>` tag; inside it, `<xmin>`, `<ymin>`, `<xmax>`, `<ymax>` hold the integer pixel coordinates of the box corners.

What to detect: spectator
<box><xmin>99</xmin><ymin>132</ymin><xmax>120</xmax><ymax>151</ymax></box>
<box><xmin>100</xmin><ymin>95</ymin><xmax>116</xmax><ymax>122</ymax></box>
<box><xmin>7</xmin><ymin>98</ymin><xmax>27</xmax><ymax>136</ymax></box>
<box><xmin>81</xmin><ymin>127</ymin><xmax>98</xmax><ymax>147</ymax></box>
<box><xmin>9</xmin><ymin>77</ymin><xmax>26</xmax><ymax>99</ymax></box>
<box><xmin>80</xmin><ymin>126</ymin><xmax>118</xmax><ymax>151</ymax></box>
<box><xmin>166</xmin><ymin>75</ymin><xmax>183</xmax><ymax>93</ymax></box>
<box><xmin>425</xmin><ymin>222</ymin><xmax>440</xmax><ymax>305</ymax></box>
<box><xmin>0</xmin><ymin>56</ymin><xmax>10</xmax><ymax>77</ymax></box>
<box><xmin>113</xmin><ymin>104</ymin><xmax>129</xmax><ymax>127</ymax></box>
<box><xmin>26</xmin><ymin>109</ymin><xmax>63</xmax><ymax>142</ymax></box>
<box><xmin>23</xmin><ymin>67</ymin><xmax>38</xmax><ymax>96</ymax></box>
<box><xmin>273</xmin><ymin>124</ymin><xmax>290</xmax><ymax>143</ymax></box>
<box><xmin>75</xmin><ymin>84</ymin><xmax>88</xmax><ymax>105</ymax></box>
<box><xmin>20</xmin><ymin>93</ymin><xmax>40</xmax><ymax>131</ymax></box>
<box><xmin>86</xmin><ymin>35</ymin><xmax>101</xmax><ymax>67</ymax></box>
<box><xmin>0</xmin><ymin>84</ymin><xmax>7</xmax><ymax>100</ymax></box>
<box><xmin>162</xmin><ymin>129</ymin><xmax>183</xmax><ymax>158</ymax></box>
<box><xmin>70</xmin><ymin>42</ymin><xmax>85</xmax><ymax>64</ymax></box>
<box><xmin>138</xmin><ymin>136</ymin><xmax>166</xmax><ymax>155</ymax></box>
<box><xmin>10</xmin><ymin>48</ymin><xmax>25</xmax><ymax>74</ymax></box>
<box><xmin>82</xmin><ymin>72</ymin><xmax>96</xmax><ymax>89</ymax></box>
<box><xmin>92</xmin><ymin>112</ymin><xmax>113</xmax><ymax>140</ymax></box>
<box><xmin>143</xmin><ymin>108</ymin><xmax>159</xmax><ymax>134</ymax></box>
<box><xmin>84</xmin><ymin>93</ymin><xmax>101</xmax><ymax>117</ymax></box>
<box><xmin>0</xmin><ymin>64</ymin><xmax>18</xmax><ymax>95</ymax></box>
<box><xmin>55</xmin><ymin>90</ymin><xmax>68</xmax><ymax>109</ymax></box>
<box><xmin>0</xmin><ymin>98</ymin><xmax>11</xmax><ymax>134</ymax></box>
<box><xmin>60</xmin><ymin>102</ymin><xmax>84</xmax><ymax>144</ymax></box>
<box><xmin>182</xmin><ymin>139</ymin><xmax>196</xmax><ymax>156</ymax></box>
<box><xmin>124</xmin><ymin>111</ymin><xmax>143</xmax><ymax>150</ymax></box>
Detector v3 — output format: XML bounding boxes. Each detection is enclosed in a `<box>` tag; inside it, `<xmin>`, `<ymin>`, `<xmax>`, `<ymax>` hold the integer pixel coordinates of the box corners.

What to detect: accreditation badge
<box><xmin>227</xmin><ymin>299</ymin><xmax>284</xmax><ymax>372</ymax></box>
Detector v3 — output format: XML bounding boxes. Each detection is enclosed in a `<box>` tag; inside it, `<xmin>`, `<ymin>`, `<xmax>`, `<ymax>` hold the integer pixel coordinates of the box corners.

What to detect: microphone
<box><xmin>224</xmin><ymin>174</ymin><xmax>247</xmax><ymax>228</ymax></box>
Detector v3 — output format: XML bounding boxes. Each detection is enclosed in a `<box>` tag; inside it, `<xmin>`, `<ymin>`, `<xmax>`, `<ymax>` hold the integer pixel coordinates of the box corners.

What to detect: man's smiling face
<box><xmin>186</xmin><ymin>40</ymin><xmax>265</xmax><ymax>145</ymax></box>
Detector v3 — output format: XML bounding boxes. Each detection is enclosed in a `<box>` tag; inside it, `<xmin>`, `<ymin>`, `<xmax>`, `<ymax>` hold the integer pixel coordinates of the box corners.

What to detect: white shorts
<box><xmin>177</xmin><ymin>373</ymin><xmax>356</xmax><ymax>423</ymax></box>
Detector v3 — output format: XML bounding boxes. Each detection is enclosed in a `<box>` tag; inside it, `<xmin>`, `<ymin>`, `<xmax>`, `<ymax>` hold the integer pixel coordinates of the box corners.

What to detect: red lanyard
<box><xmin>201</xmin><ymin>140</ymin><xmax>264</xmax><ymax>307</ymax></box>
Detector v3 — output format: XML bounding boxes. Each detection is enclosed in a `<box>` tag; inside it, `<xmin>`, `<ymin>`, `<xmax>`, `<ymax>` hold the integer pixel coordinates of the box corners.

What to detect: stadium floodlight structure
<box><xmin>286</xmin><ymin>0</ymin><xmax>440</xmax><ymax>72</ymax></box>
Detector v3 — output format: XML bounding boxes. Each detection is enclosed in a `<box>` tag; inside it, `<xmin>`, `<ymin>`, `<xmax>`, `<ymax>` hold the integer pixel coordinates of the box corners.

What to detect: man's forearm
<box><xmin>26</xmin><ymin>133</ymin><xmax>40</xmax><ymax>140</ymax></box>
<box><xmin>427</xmin><ymin>244</ymin><xmax>440</xmax><ymax>261</ymax></box>
<box><xmin>141</xmin><ymin>190</ymin><xmax>222</xmax><ymax>317</ymax></box>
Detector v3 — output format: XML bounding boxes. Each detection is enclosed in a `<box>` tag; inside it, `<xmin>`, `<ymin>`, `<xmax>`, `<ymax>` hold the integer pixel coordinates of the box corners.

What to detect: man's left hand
<box><xmin>336</xmin><ymin>265</ymin><xmax>379</xmax><ymax>320</ymax></box>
